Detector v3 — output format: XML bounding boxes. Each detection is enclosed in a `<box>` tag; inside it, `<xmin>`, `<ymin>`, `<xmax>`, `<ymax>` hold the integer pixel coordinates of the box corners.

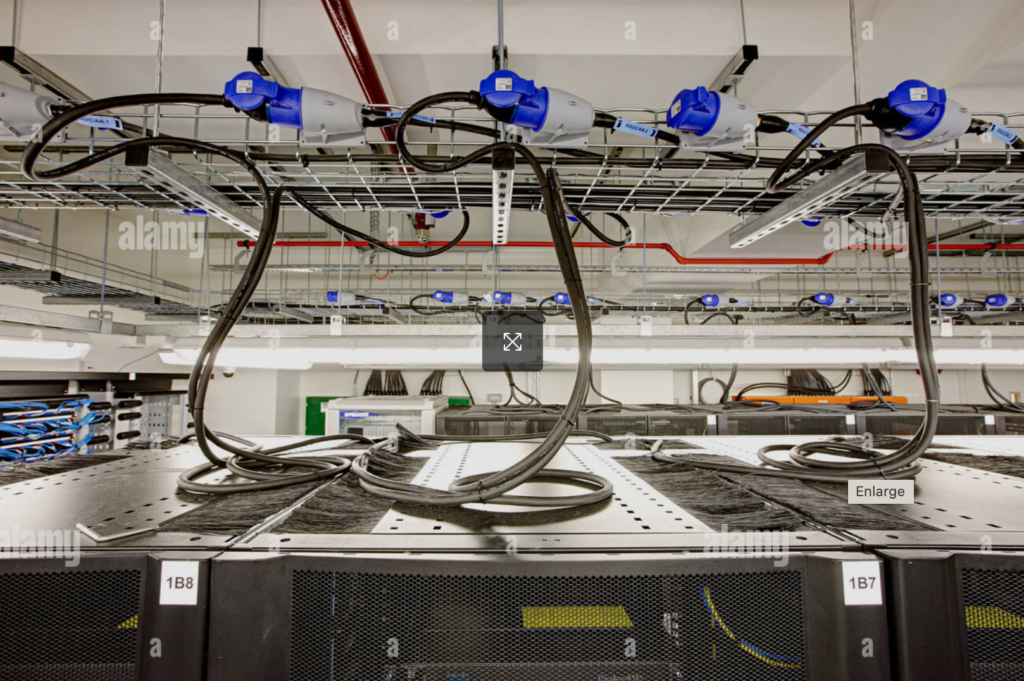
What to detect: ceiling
<box><xmin>0</xmin><ymin>0</ymin><xmax>1023</xmax><ymax>321</ymax></box>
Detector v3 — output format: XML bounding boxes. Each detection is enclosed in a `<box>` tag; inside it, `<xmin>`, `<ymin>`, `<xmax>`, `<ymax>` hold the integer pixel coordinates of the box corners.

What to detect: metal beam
<box><xmin>729</xmin><ymin>151</ymin><xmax>890</xmax><ymax>249</ymax></box>
<box><xmin>0</xmin><ymin>46</ymin><xmax>89</xmax><ymax>101</ymax></box>
<box><xmin>709</xmin><ymin>44</ymin><xmax>758</xmax><ymax>94</ymax></box>
<box><xmin>0</xmin><ymin>46</ymin><xmax>146</xmax><ymax>138</ymax></box>
<box><xmin>142</xmin><ymin>152</ymin><xmax>262</xmax><ymax>239</ymax></box>
<box><xmin>273</xmin><ymin>305</ymin><xmax>316</xmax><ymax>323</ymax></box>
<box><xmin>0</xmin><ymin>304</ymin><xmax>135</xmax><ymax>335</ymax></box>
<box><xmin>246</xmin><ymin>47</ymin><xmax>290</xmax><ymax>86</ymax></box>
<box><xmin>43</xmin><ymin>295</ymin><xmax>159</xmax><ymax>306</ymax></box>
<box><xmin>0</xmin><ymin>216</ymin><xmax>42</xmax><ymax>243</ymax></box>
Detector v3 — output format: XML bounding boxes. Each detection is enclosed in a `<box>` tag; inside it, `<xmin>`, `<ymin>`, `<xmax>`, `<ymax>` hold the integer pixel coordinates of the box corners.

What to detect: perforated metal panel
<box><xmin>962</xmin><ymin>568</ymin><xmax>1024</xmax><ymax>680</ymax></box>
<box><xmin>289</xmin><ymin>569</ymin><xmax>805</xmax><ymax>681</ymax></box>
<box><xmin>0</xmin><ymin>569</ymin><xmax>142</xmax><ymax>680</ymax></box>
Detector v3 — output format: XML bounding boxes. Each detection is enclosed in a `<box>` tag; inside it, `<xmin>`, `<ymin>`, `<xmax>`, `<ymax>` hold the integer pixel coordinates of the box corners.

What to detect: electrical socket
<box><xmin>487</xmin><ymin>393</ymin><xmax>502</xmax><ymax>404</ymax></box>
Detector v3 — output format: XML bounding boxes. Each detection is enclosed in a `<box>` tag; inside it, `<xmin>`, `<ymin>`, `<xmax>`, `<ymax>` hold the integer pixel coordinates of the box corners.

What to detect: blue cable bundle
<box><xmin>0</xmin><ymin>398</ymin><xmax>100</xmax><ymax>462</ymax></box>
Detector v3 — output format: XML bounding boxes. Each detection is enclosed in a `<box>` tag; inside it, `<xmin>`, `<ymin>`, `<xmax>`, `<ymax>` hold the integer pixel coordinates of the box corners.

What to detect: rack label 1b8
<box><xmin>160</xmin><ymin>561</ymin><xmax>200</xmax><ymax>606</ymax></box>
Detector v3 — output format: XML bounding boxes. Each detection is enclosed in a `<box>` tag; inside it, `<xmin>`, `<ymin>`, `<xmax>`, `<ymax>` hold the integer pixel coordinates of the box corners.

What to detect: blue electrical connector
<box><xmin>666</xmin><ymin>86</ymin><xmax>758</xmax><ymax>151</ymax></box>
<box><xmin>869</xmin><ymin>79</ymin><xmax>971</xmax><ymax>152</ymax></box>
<box><xmin>667</xmin><ymin>87</ymin><xmax>722</xmax><ymax>136</ymax></box>
<box><xmin>224</xmin><ymin>71</ymin><xmax>365</xmax><ymax>146</ymax></box>
<box><xmin>813</xmin><ymin>292</ymin><xmax>858</xmax><ymax>307</ymax></box>
<box><xmin>225</xmin><ymin>72</ymin><xmax>303</xmax><ymax>127</ymax></box>
<box><xmin>479</xmin><ymin>70</ymin><xmax>547</xmax><ymax>130</ymax></box>
<box><xmin>938</xmin><ymin>293</ymin><xmax>964</xmax><ymax>308</ymax></box>
<box><xmin>985</xmin><ymin>293</ymin><xmax>1015</xmax><ymax>309</ymax></box>
<box><xmin>885</xmin><ymin>80</ymin><xmax>948</xmax><ymax>140</ymax></box>
<box><xmin>478</xmin><ymin>70</ymin><xmax>594</xmax><ymax>147</ymax></box>
<box><xmin>432</xmin><ymin>290</ymin><xmax>468</xmax><ymax>305</ymax></box>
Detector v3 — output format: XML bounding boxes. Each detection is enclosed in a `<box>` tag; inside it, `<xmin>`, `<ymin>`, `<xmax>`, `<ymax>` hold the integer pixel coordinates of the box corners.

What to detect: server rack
<box><xmin>882</xmin><ymin>549</ymin><xmax>1024</xmax><ymax>681</ymax></box>
<box><xmin>0</xmin><ymin>552</ymin><xmax>212</xmax><ymax>681</ymax></box>
<box><xmin>208</xmin><ymin>552</ymin><xmax>891</xmax><ymax>681</ymax></box>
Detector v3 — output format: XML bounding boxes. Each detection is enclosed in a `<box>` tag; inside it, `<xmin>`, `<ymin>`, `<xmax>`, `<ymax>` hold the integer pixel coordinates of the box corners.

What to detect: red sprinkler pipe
<box><xmin>236</xmin><ymin>238</ymin><xmax>838</xmax><ymax>265</ymax></box>
<box><xmin>321</xmin><ymin>0</ymin><xmax>396</xmax><ymax>147</ymax></box>
<box><xmin>238</xmin><ymin>237</ymin><xmax>1024</xmax><ymax>265</ymax></box>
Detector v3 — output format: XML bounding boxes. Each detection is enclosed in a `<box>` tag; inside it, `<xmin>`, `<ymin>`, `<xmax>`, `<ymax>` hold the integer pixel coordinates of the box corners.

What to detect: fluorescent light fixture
<box><xmin>728</xmin><ymin>153</ymin><xmax>886</xmax><ymax>249</ymax></box>
<box><xmin>160</xmin><ymin>349</ymin><xmax>312</xmax><ymax>371</ymax></box>
<box><xmin>155</xmin><ymin>338</ymin><xmax>1024</xmax><ymax>370</ymax></box>
<box><xmin>0</xmin><ymin>323</ymin><xmax>91</xmax><ymax>360</ymax></box>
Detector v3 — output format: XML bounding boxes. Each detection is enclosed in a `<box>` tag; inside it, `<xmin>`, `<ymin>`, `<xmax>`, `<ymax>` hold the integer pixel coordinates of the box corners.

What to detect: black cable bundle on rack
<box><xmin>19</xmin><ymin>86</ymin><xmax>613</xmax><ymax>507</ymax></box>
<box><xmin>419</xmin><ymin>370</ymin><xmax>446</xmax><ymax>396</ymax></box>
<box><xmin>502</xmin><ymin>370</ymin><xmax>541</xmax><ymax>407</ymax></box>
<box><xmin>385</xmin><ymin>371</ymin><xmax>408</xmax><ymax>396</ymax></box>
<box><xmin>982</xmin><ymin>364</ymin><xmax>1024</xmax><ymax>413</ymax></box>
<box><xmin>363</xmin><ymin>370</ymin><xmax>383</xmax><ymax>396</ymax></box>
<box><xmin>735</xmin><ymin>369</ymin><xmax>851</xmax><ymax>400</ymax></box>
<box><xmin>656</xmin><ymin>102</ymin><xmax>941</xmax><ymax>482</ymax></box>
<box><xmin>849</xmin><ymin>364</ymin><xmax>897</xmax><ymax>411</ymax></box>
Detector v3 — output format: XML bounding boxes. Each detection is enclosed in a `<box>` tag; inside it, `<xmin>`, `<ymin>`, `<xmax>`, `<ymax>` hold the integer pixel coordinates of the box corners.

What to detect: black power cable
<box><xmin>698</xmin><ymin>365</ymin><xmax>738</xmax><ymax>405</ymax></box>
<box><xmin>564</xmin><ymin>204</ymin><xmax>631</xmax><ymax>247</ymax></box>
<box><xmin>342</xmin><ymin>90</ymin><xmax>613</xmax><ymax>507</ymax></box>
<box><xmin>20</xmin><ymin>95</ymin><xmax>390</xmax><ymax>494</ymax></box>
<box><xmin>982</xmin><ymin>364</ymin><xmax>1024</xmax><ymax>413</ymax></box>
<box><xmin>657</xmin><ymin>103</ymin><xmax>940</xmax><ymax>482</ymax></box>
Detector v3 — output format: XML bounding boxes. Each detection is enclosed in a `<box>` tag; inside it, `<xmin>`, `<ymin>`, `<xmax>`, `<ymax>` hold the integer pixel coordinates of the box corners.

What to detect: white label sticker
<box><xmin>984</xmin><ymin>414</ymin><xmax>996</xmax><ymax>426</ymax></box>
<box><xmin>160</xmin><ymin>561</ymin><xmax>199</xmax><ymax>605</ymax></box>
<box><xmin>842</xmin><ymin>561</ymin><xmax>883</xmax><ymax>605</ymax></box>
<box><xmin>495</xmin><ymin>77</ymin><xmax>513</xmax><ymax>91</ymax></box>
<box><xmin>671</xmin><ymin>100</ymin><xmax>682</xmax><ymax>117</ymax></box>
<box><xmin>909</xmin><ymin>87</ymin><xmax>928</xmax><ymax>101</ymax></box>
<box><xmin>845</xmin><ymin>414</ymin><xmax>856</xmax><ymax>427</ymax></box>
<box><xmin>236</xmin><ymin>79</ymin><xmax>254</xmax><ymax>94</ymax></box>
<box><xmin>848</xmin><ymin>480</ymin><xmax>914</xmax><ymax>505</ymax></box>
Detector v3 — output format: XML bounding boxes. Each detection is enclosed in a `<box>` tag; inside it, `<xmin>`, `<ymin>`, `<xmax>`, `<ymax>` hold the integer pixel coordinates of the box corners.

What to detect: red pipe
<box><xmin>238</xmin><ymin>238</ymin><xmax>1024</xmax><ymax>266</ymax></box>
<box><xmin>320</xmin><ymin>0</ymin><xmax>396</xmax><ymax>146</ymax></box>
<box><xmin>236</xmin><ymin>238</ymin><xmax>837</xmax><ymax>265</ymax></box>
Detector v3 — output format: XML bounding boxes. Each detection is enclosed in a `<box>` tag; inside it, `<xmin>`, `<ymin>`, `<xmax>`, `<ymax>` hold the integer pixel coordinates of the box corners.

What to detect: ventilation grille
<box><xmin>864</xmin><ymin>414</ymin><xmax>986</xmax><ymax>436</ymax></box>
<box><xmin>290</xmin><ymin>569</ymin><xmax>805</xmax><ymax>680</ymax></box>
<box><xmin>440</xmin><ymin>416</ymin><xmax>506</xmax><ymax>437</ymax></box>
<box><xmin>649</xmin><ymin>416</ymin><xmax>712</xmax><ymax>436</ymax></box>
<box><xmin>962</xmin><ymin>568</ymin><xmax>1024</xmax><ymax>681</ymax></box>
<box><xmin>586</xmin><ymin>416</ymin><xmax>648</xmax><ymax>435</ymax></box>
<box><xmin>726</xmin><ymin>415</ymin><xmax>789</xmax><ymax>436</ymax></box>
<box><xmin>1002</xmin><ymin>417</ymin><xmax>1024</xmax><ymax>435</ymax></box>
<box><xmin>787</xmin><ymin>415</ymin><xmax>849</xmax><ymax>436</ymax></box>
<box><xmin>0</xmin><ymin>569</ymin><xmax>142</xmax><ymax>681</ymax></box>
